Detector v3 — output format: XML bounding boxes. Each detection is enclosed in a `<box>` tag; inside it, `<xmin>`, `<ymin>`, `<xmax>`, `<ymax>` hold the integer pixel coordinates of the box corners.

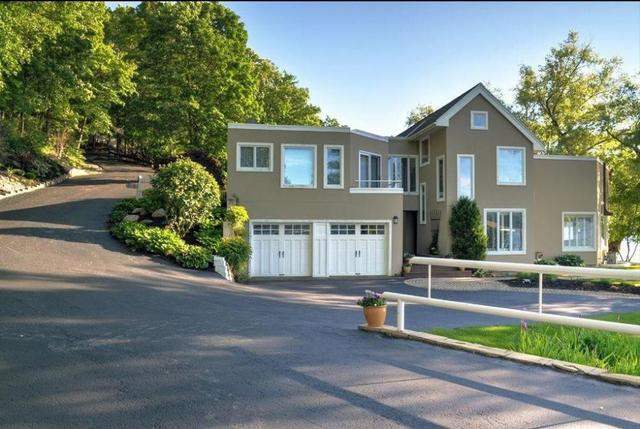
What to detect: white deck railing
<box><xmin>384</xmin><ymin>256</ymin><xmax>640</xmax><ymax>336</ymax></box>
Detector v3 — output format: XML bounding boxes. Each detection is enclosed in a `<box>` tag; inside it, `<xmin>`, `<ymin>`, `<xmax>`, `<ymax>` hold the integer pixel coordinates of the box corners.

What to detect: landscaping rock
<box><xmin>141</xmin><ymin>219</ymin><xmax>154</xmax><ymax>225</ymax></box>
<box><xmin>123</xmin><ymin>214</ymin><xmax>140</xmax><ymax>222</ymax></box>
<box><xmin>132</xmin><ymin>207</ymin><xmax>147</xmax><ymax>215</ymax></box>
<box><xmin>151</xmin><ymin>208</ymin><xmax>166</xmax><ymax>218</ymax></box>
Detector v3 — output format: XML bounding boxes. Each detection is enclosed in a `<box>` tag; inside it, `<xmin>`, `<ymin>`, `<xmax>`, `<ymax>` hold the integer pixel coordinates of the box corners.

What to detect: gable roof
<box><xmin>397</xmin><ymin>83</ymin><xmax>545</xmax><ymax>151</ymax></box>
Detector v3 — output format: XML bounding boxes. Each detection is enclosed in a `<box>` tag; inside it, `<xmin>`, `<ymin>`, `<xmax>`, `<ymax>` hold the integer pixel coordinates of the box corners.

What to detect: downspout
<box><xmin>602</xmin><ymin>162</ymin><xmax>613</xmax><ymax>216</ymax></box>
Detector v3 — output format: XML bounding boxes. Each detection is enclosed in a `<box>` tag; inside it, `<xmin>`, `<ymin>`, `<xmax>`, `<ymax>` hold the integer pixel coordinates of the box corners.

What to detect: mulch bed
<box><xmin>500</xmin><ymin>278</ymin><xmax>640</xmax><ymax>296</ymax></box>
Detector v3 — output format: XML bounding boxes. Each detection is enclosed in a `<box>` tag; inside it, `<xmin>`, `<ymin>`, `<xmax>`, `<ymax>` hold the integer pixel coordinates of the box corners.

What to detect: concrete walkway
<box><xmin>1</xmin><ymin>163</ymin><xmax>639</xmax><ymax>428</ymax></box>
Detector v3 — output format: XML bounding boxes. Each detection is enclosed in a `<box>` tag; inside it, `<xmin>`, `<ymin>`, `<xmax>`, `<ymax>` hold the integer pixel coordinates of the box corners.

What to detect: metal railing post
<box><xmin>397</xmin><ymin>300</ymin><xmax>405</xmax><ymax>332</ymax></box>
<box><xmin>538</xmin><ymin>273</ymin><xmax>543</xmax><ymax>314</ymax></box>
<box><xmin>136</xmin><ymin>175</ymin><xmax>143</xmax><ymax>198</ymax></box>
<box><xmin>427</xmin><ymin>264</ymin><xmax>432</xmax><ymax>299</ymax></box>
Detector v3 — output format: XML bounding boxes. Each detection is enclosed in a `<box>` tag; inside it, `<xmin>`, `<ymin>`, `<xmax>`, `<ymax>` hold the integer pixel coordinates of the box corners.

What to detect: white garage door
<box><xmin>327</xmin><ymin>224</ymin><xmax>387</xmax><ymax>276</ymax></box>
<box><xmin>250</xmin><ymin>223</ymin><xmax>312</xmax><ymax>277</ymax></box>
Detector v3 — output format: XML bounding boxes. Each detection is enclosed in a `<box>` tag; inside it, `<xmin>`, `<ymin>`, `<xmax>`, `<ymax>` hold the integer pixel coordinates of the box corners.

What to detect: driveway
<box><xmin>1</xmin><ymin>162</ymin><xmax>639</xmax><ymax>428</ymax></box>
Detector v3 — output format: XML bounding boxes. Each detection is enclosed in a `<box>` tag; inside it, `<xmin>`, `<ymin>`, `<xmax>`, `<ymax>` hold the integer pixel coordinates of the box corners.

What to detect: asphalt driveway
<box><xmin>1</xmin><ymin>162</ymin><xmax>639</xmax><ymax>428</ymax></box>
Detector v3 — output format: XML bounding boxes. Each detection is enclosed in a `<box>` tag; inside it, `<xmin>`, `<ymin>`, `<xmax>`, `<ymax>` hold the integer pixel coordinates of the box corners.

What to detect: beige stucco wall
<box><xmin>227</xmin><ymin>127</ymin><xmax>404</xmax><ymax>275</ymax></box>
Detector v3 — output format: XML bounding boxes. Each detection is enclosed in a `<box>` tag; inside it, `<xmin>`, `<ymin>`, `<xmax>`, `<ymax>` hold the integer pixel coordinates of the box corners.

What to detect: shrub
<box><xmin>215</xmin><ymin>236</ymin><xmax>251</xmax><ymax>276</ymax></box>
<box><xmin>194</xmin><ymin>222</ymin><xmax>223</xmax><ymax>250</ymax></box>
<box><xmin>111</xmin><ymin>220</ymin><xmax>149</xmax><ymax>250</ymax></box>
<box><xmin>535</xmin><ymin>258</ymin><xmax>557</xmax><ymax>266</ymax></box>
<box><xmin>24</xmin><ymin>172</ymin><xmax>37</xmax><ymax>180</ymax></box>
<box><xmin>144</xmin><ymin>227</ymin><xmax>183</xmax><ymax>255</ymax></box>
<box><xmin>449</xmin><ymin>197</ymin><xmax>487</xmax><ymax>260</ymax></box>
<box><xmin>151</xmin><ymin>159</ymin><xmax>221</xmax><ymax>236</ymax></box>
<box><xmin>139</xmin><ymin>188</ymin><xmax>163</xmax><ymax>214</ymax></box>
<box><xmin>110</xmin><ymin>198</ymin><xmax>139</xmax><ymax>223</ymax></box>
<box><xmin>175</xmin><ymin>244</ymin><xmax>211</xmax><ymax>269</ymax></box>
<box><xmin>554</xmin><ymin>254</ymin><xmax>585</xmax><ymax>267</ymax></box>
<box><xmin>225</xmin><ymin>205</ymin><xmax>249</xmax><ymax>233</ymax></box>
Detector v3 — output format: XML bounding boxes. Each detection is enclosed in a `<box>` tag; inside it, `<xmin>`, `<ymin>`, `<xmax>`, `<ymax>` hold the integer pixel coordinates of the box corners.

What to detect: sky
<box><xmin>106</xmin><ymin>1</ymin><xmax>640</xmax><ymax>136</ymax></box>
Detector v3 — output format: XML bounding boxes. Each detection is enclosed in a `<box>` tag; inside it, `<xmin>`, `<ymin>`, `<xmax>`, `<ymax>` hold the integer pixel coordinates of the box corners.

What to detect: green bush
<box><xmin>175</xmin><ymin>244</ymin><xmax>212</xmax><ymax>269</ymax></box>
<box><xmin>110</xmin><ymin>199</ymin><xmax>139</xmax><ymax>223</ymax></box>
<box><xmin>194</xmin><ymin>222</ymin><xmax>223</xmax><ymax>250</ymax></box>
<box><xmin>144</xmin><ymin>227</ymin><xmax>183</xmax><ymax>255</ymax></box>
<box><xmin>139</xmin><ymin>188</ymin><xmax>163</xmax><ymax>214</ymax></box>
<box><xmin>24</xmin><ymin>172</ymin><xmax>37</xmax><ymax>180</ymax></box>
<box><xmin>449</xmin><ymin>197</ymin><xmax>487</xmax><ymax>260</ymax></box>
<box><xmin>535</xmin><ymin>258</ymin><xmax>557</xmax><ymax>266</ymax></box>
<box><xmin>151</xmin><ymin>159</ymin><xmax>221</xmax><ymax>236</ymax></box>
<box><xmin>554</xmin><ymin>254</ymin><xmax>585</xmax><ymax>267</ymax></box>
<box><xmin>111</xmin><ymin>220</ymin><xmax>149</xmax><ymax>250</ymax></box>
<box><xmin>225</xmin><ymin>205</ymin><xmax>249</xmax><ymax>233</ymax></box>
<box><xmin>215</xmin><ymin>236</ymin><xmax>251</xmax><ymax>276</ymax></box>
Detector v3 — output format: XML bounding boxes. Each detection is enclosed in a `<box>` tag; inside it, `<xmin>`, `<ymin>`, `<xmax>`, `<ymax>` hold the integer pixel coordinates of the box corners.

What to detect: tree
<box><xmin>322</xmin><ymin>115</ymin><xmax>342</xmax><ymax>127</ymax></box>
<box><xmin>405</xmin><ymin>104</ymin><xmax>434</xmax><ymax>127</ymax></box>
<box><xmin>449</xmin><ymin>197</ymin><xmax>487</xmax><ymax>260</ymax></box>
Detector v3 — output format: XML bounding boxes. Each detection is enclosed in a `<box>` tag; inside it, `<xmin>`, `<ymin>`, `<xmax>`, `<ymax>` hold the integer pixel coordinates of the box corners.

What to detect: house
<box><xmin>226</xmin><ymin>83</ymin><xmax>609</xmax><ymax>278</ymax></box>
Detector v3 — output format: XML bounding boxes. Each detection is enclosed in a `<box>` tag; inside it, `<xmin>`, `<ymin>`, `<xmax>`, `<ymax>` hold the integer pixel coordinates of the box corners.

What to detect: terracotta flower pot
<box><xmin>363</xmin><ymin>305</ymin><xmax>387</xmax><ymax>328</ymax></box>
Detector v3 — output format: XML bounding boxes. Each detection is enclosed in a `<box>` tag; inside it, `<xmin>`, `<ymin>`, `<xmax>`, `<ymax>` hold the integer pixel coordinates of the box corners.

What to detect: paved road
<box><xmin>1</xmin><ymin>163</ymin><xmax>639</xmax><ymax>428</ymax></box>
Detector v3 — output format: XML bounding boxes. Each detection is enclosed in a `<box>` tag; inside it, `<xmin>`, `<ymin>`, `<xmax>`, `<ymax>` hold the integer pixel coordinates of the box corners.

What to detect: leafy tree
<box><xmin>405</xmin><ymin>104</ymin><xmax>434</xmax><ymax>127</ymax></box>
<box><xmin>321</xmin><ymin>115</ymin><xmax>343</xmax><ymax>127</ymax></box>
<box><xmin>449</xmin><ymin>197</ymin><xmax>487</xmax><ymax>260</ymax></box>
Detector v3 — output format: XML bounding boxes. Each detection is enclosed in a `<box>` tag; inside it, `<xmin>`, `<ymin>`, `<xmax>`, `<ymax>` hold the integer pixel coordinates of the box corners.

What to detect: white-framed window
<box><xmin>419</xmin><ymin>182</ymin><xmax>427</xmax><ymax>225</ymax></box>
<box><xmin>484</xmin><ymin>209</ymin><xmax>526</xmax><ymax>255</ymax></box>
<box><xmin>237</xmin><ymin>143</ymin><xmax>273</xmax><ymax>172</ymax></box>
<box><xmin>253</xmin><ymin>224</ymin><xmax>279</xmax><ymax>235</ymax></box>
<box><xmin>324</xmin><ymin>145</ymin><xmax>343</xmax><ymax>189</ymax></box>
<box><xmin>284</xmin><ymin>224</ymin><xmax>311</xmax><ymax>235</ymax></box>
<box><xmin>360</xmin><ymin>224</ymin><xmax>385</xmax><ymax>235</ymax></box>
<box><xmin>497</xmin><ymin>146</ymin><xmax>526</xmax><ymax>186</ymax></box>
<box><xmin>436</xmin><ymin>155</ymin><xmax>445</xmax><ymax>201</ymax></box>
<box><xmin>330</xmin><ymin>224</ymin><xmax>356</xmax><ymax>235</ymax></box>
<box><xmin>470</xmin><ymin>111</ymin><xmax>488</xmax><ymax>130</ymax></box>
<box><xmin>562</xmin><ymin>212</ymin><xmax>596</xmax><ymax>251</ymax></box>
<box><xmin>359</xmin><ymin>151</ymin><xmax>381</xmax><ymax>188</ymax></box>
<box><xmin>388</xmin><ymin>155</ymin><xmax>417</xmax><ymax>194</ymax></box>
<box><xmin>419</xmin><ymin>136</ymin><xmax>430</xmax><ymax>166</ymax></box>
<box><xmin>281</xmin><ymin>144</ymin><xmax>316</xmax><ymax>188</ymax></box>
<box><xmin>457</xmin><ymin>154</ymin><xmax>475</xmax><ymax>200</ymax></box>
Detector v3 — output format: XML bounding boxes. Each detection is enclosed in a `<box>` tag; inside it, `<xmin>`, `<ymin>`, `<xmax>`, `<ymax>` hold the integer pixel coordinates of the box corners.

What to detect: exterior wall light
<box><xmin>393</xmin><ymin>216</ymin><xmax>399</xmax><ymax>224</ymax></box>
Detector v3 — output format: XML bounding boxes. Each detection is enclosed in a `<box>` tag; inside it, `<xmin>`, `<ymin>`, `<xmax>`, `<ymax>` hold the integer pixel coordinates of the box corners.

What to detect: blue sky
<box><xmin>107</xmin><ymin>1</ymin><xmax>639</xmax><ymax>136</ymax></box>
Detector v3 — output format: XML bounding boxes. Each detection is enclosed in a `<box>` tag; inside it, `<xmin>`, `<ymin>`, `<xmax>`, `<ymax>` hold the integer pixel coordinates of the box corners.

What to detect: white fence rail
<box><xmin>385</xmin><ymin>256</ymin><xmax>640</xmax><ymax>336</ymax></box>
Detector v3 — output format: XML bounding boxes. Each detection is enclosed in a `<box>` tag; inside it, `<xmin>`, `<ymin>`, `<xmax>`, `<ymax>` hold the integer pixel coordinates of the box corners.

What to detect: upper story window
<box><xmin>281</xmin><ymin>144</ymin><xmax>316</xmax><ymax>188</ymax></box>
<box><xmin>485</xmin><ymin>209</ymin><xmax>526</xmax><ymax>254</ymax></box>
<box><xmin>497</xmin><ymin>146</ymin><xmax>526</xmax><ymax>186</ymax></box>
<box><xmin>359</xmin><ymin>151</ymin><xmax>381</xmax><ymax>188</ymax></box>
<box><xmin>563</xmin><ymin>212</ymin><xmax>596</xmax><ymax>251</ymax></box>
<box><xmin>457</xmin><ymin>154</ymin><xmax>475</xmax><ymax>200</ymax></box>
<box><xmin>470</xmin><ymin>111</ymin><xmax>488</xmax><ymax>130</ymax></box>
<box><xmin>388</xmin><ymin>155</ymin><xmax>417</xmax><ymax>193</ymax></box>
<box><xmin>237</xmin><ymin>143</ymin><xmax>272</xmax><ymax>172</ymax></box>
<box><xmin>324</xmin><ymin>145</ymin><xmax>343</xmax><ymax>189</ymax></box>
<box><xmin>436</xmin><ymin>155</ymin><xmax>445</xmax><ymax>201</ymax></box>
<box><xmin>420</xmin><ymin>137</ymin><xmax>430</xmax><ymax>166</ymax></box>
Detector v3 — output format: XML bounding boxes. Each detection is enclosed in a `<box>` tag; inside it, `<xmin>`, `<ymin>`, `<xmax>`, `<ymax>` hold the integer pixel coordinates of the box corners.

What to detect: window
<box><xmin>419</xmin><ymin>183</ymin><xmax>427</xmax><ymax>224</ymax></box>
<box><xmin>457</xmin><ymin>154</ymin><xmax>475</xmax><ymax>199</ymax></box>
<box><xmin>420</xmin><ymin>137</ymin><xmax>430</xmax><ymax>166</ymax></box>
<box><xmin>330</xmin><ymin>224</ymin><xmax>355</xmax><ymax>235</ymax></box>
<box><xmin>359</xmin><ymin>151</ymin><xmax>381</xmax><ymax>188</ymax></box>
<box><xmin>485</xmin><ymin>209</ymin><xmax>526</xmax><ymax>254</ymax></box>
<box><xmin>470</xmin><ymin>111</ymin><xmax>488</xmax><ymax>130</ymax></box>
<box><xmin>253</xmin><ymin>224</ymin><xmax>279</xmax><ymax>235</ymax></box>
<box><xmin>563</xmin><ymin>213</ymin><xmax>596</xmax><ymax>251</ymax></box>
<box><xmin>436</xmin><ymin>155</ymin><xmax>445</xmax><ymax>201</ymax></box>
<box><xmin>360</xmin><ymin>224</ymin><xmax>385</xmax><ymax>235</ymax></box>
<box><xmin>388</xmin><ymin>155</ymin><xmax>417</xmax><ymax>193</ymax></box>
<box><xmin>284</xmin><ymin>224</ymin><xmax>311</xmax><ymax>235</ymax></box>
<box><xmin>324</xmin><ymin>145</ymin><xmax>343</xmax><ymax>188</ymax></box>
<box><xmin>497</xmin><ymin>146</ymin><xmax>525</xmax><ymax>185</ymax></box>
<box><xmin>281</xmin><ymin>144</ymin><xmax>316</xmax><ymax>188</ymax></box>
<box><xmin>237</xmin><ymin>143</ymin><xmax>272</xmax><ymax>172</ymax></box>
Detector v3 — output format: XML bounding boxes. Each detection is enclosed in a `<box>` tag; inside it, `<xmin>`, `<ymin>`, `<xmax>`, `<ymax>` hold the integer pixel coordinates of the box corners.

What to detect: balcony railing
<box><xmin>354</xmin><ymin>179</ymin><xmax>402</xmax><ymax>188</ymax></box>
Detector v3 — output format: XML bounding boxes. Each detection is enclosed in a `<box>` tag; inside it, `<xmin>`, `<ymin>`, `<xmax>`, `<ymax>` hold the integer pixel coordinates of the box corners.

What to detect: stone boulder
<box><xmin>141</xmin><ymin>219</ymin><xmax>155</xmax><ymax>225</ymax></box>
<box><xmin>151</xmin><ymin>208</ymin><xmax>166</xmax><ymax>218</ymax></box>
<box><xmin>123</xmin><ymin>214</ymin><xmax>140</xmax><ymax>222</ymax></box>
<box><xmin>132</xmin><ymin>207</ymin><xmax>147</xmax><ymax>215</ymax></box>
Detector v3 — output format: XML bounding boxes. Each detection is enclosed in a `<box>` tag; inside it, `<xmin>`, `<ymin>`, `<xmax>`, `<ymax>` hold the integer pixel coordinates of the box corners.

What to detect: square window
<box><xmin>471</xmin><ymin>111</ymin><xmax>488</xmax><ymax>130</ymax></box>
<box><xmin>485</xmin><ymin>209</ymin><xmax>525</xmax><ymax>254</ymax></box>
<box><xmin>563</xmin><ymin>213</ymin><xmax>595</xmax><ymax>250</ymax></box>
<box><xmin>282</xmin><ymin>145</ymin><xmax>316</xmax><ymax>188</ymax></box>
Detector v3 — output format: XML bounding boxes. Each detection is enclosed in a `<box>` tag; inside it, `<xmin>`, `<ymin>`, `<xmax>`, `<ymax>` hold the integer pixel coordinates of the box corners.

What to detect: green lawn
<box><xmin>430</xmin><ymin>312</ymin><xmax>640</xmax><ymax>376</ymax></box>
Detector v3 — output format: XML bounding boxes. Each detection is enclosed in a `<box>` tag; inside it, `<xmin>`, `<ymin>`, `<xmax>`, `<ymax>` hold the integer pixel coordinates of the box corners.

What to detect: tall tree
<box><xmin>405</xmin><ymin>104</ymin><xmax>434</xmax><ymax>127</ymax></box>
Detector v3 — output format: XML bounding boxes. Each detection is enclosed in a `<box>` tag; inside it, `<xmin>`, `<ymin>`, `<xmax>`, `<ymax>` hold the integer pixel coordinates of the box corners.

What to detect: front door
<box><xmin>403</xmin><ymin>211</ymin><xmax>417</xmax><ymax>255</ymax></box>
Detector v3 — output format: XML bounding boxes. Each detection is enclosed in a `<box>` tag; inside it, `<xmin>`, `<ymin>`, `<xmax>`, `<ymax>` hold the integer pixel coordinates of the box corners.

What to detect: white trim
<box><xmin>419</xmin><ymin>182</ymin><xmax>427</xmax><ymax>225</ymax></box>
<box><xmin>534</xmin><ymin>154</ymin><xmax>602</xmax><ymax>164</ymax></box>
<box><xmin>436</xmin><ymin>155</ymin><xmax>445</xmax><ymax>202</ymax></box>
<box><xmin>349</xmin><ymin>188</ymin><xmax>404</xmax><ymax>194</ymax></box>
<box><xmin>281</xmin><ymin>144</ymin><xmax>317</xmax><ymax>189</ymax></box>
<box><xmin>496</xmin><ymin>146</ymin><xmax>526</xmax><ymax>186</ymax></box>
<box><xmin>323</xmin><ymin>145</ymin><xmax>344</xmax><ymax>189</ymax></box>
<box><xmin>470</xmin><ymin>110</ymin><xmax>488</xmax><ymax>130</ymax></box>
<box><xmin>352</xmin><ymin>129</ymin><xmax>389</xmax><ymax>142</ymax></box>
<box><xmin>236</xmin><ymin>142</ymin><xmax>273</xmax><ymax>172</ymax></box>
<box><xmin>562</xmin><ymin>211</ymin><xmax>597</xmax><ymax>252</ymax></box>
<box><xmin>388</xmin><ymin>154</ymin><xmax>419</xmax><ymax>195</ymax></box>
<box><xmin>229</xmin><ymin>123</ymin><xmax>349</xmax><ymax>133</ymax></box>
<box><xmin>249</xmin><ymin>219</ymin><xmax>394</xmax><ymax>276</ymax></box>
<box><xmin>457</xmin><ymin>154</ymin><xmax>475</xmax><ymax>200</ymax></box>
<box><xmin>419</xmin><ymin>136</ymin><xmax>430</xmax><ymax>166</ymax></box>
<box><xmin>484</xmin><ymin>208</ymin><xmax>527</xmax><ymax>255</ymax></box>
<box><xmin>433</xmin><ymin>84</ymin><xmax>545</xmax><ymax>152</ymax></box>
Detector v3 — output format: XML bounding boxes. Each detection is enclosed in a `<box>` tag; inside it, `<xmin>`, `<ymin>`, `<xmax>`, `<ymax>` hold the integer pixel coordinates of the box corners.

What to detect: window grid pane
<box><xmin>330</xmin><ymin>224</ymin><xmax>356</xmax><ymax>235</ymax></box>
<box><xmin>256</xmin><ymin>146</ymin><xmax>270</xmax><ymax>168</ymax></box>
<box><xmin>360</xmin><ymin>224</ymin><xmax>385</xmax><ymax>235</ymax></box>
<box><xmin>253</xmin><ymin>224</ymin><xmax>279</xmax><ymax>235</ymax></box>
<box><xmin>284</xmin><ymin>224</ymin><xmax>310</xmax><ymax>235</ymax></box>
<box><xmin>240</xmin><ymin>146</ymin><xmax>254</xmax><ymax>168</ymax></box>
<box><xmin>563</xmin><ymin>214</ymin><xmax>594</xmax><ymax>249</ymax></box>
<box><xmin>486</xmin><ymin>210</ymin><xmax>524</xmax><ymax>253</ymax></box>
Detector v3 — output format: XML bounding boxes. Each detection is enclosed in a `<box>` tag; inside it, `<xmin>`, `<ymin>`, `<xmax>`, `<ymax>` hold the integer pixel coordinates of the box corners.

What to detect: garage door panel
<box><xmin>251</xmin><ymin>223</ymin><xmax>311</xmax><ymax>277</ymax></box>
<box><xmin>328</xmin><ymin>223</ymin><xmax>387</xmax><ymax>276</ymax></box>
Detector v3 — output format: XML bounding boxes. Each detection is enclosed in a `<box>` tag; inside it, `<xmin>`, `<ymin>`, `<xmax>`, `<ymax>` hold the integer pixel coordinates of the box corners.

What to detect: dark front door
<box><xmin>403</xmin><ymin>211</ymin><xmax>417</xmax><ymax>255</ymax></box>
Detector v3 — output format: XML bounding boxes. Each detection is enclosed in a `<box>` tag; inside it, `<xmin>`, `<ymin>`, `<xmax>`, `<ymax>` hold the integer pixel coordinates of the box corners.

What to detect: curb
<box><xmin>359</xmin><ymin>324</ymin><xmax>640</xmax><ymax>388</ymax></box>
<box><xmin>0</xmin><ymin>169</ymin><xmax>101</xmax><ymax>201</ymax></box>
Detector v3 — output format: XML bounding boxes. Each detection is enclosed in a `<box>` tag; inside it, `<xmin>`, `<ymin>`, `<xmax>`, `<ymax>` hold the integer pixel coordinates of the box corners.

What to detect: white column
<box><xmin>538</xmin><ymin>273</ymin><xmax>543</xmax><ymax>314</ymax></box>
<box><xmin>397</xmin><ymin>300</ymin><xmax>405</xmax><ymax>332</ymax></box>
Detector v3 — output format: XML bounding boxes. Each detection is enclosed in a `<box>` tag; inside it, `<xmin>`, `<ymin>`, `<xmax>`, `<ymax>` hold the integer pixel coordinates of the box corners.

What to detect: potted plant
<box><xmin>357</xmin><ymin>290</ymin><xmax>387</xmax><ymax>327</ymax></box>
<box><xmin>402</xmin><ymin>253</ymin><xmax>414</xmax><ymax>275</ymax></box>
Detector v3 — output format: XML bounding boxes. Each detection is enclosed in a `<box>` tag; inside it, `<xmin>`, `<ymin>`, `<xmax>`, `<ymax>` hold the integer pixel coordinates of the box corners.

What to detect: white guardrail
<box><xmin>384</xmin><ymin>256</ymin><xmax>640</xmax><ymax>336</ymax></box>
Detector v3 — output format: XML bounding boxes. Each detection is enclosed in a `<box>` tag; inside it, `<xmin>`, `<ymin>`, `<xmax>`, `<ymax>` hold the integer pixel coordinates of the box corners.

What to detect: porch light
<box><xmin>393</xmin><ymin>216</ymin><xmax>399</xmax><ymax>225</ymax></box>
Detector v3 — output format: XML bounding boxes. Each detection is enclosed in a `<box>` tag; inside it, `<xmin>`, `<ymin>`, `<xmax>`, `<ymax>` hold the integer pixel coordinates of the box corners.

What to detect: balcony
<box><xmin>349</xmin><ymin>179</ymin><xmax>404</xmax><ymax>194</ymax></box>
